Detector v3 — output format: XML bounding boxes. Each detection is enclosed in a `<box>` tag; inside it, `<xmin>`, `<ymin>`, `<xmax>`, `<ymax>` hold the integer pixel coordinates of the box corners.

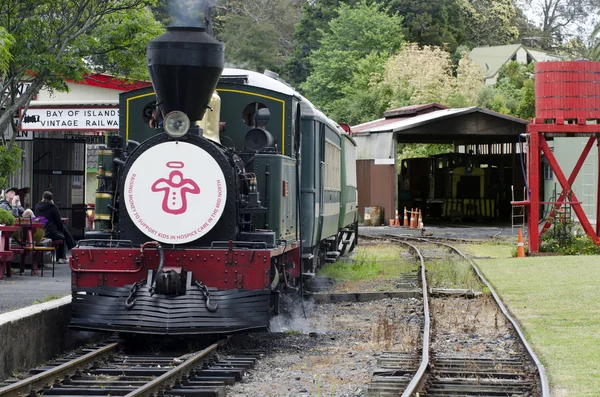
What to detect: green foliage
<box><xmin>426</xmin><ymin>257</ymin><xmax>482</xmax><ymax>290</ymax></box>
<box><xmin>397</xmin><ymin>143</ymin><xmax>453</xmax><ymax>164</ymax></box>
<box><xmin>0</xmin><ymin>208</ymin><xmax>15</xmax><ymax>226</ymax></box>
<box><xmin>387</xmin><ymin>0</ymin><xmax>469</xmax><ymax>53</ymax></box>
<box><xmin>318</xmin><ymin>244</ymin><xmax>415</xmax><ymax>281</ymax></box>
<box><xmin>464</xmin><ymin>0</ymin><xmax>520</xmax><ymax>47</ymax></box>
<box><xmin>0</xmin><ymin>0</ymin><xmax>161</xmax><ymax>141</ymax></box>
<box><xmin>216</xmin><ymin>0</ymin><xmax>304</xmax><ymax>74</ymax></box>
<box><xmin>539</xmin><ymin>219</ymin><xmax>600</xmax><ymax>255</ymax></box>
<box><xmin>283</xmin><ymin>0</ymin><xmax>360</xmax><ymax>87</ymax></box>
<box><xmin>0</xmin><ymin>145</ymin><xmax>21</xmax><ymax>189</ymax></box>
<box><xmin>588</xmin><ymin>23</ymin><xmax>600</xmax><ymax>60</ymax></box>
<box><xmin>477</xmin><ymin>61</ymin><xmax>535</xmax><ymax>120</ymax></box>
<box><xmin>0</xmin><ymin>27</ymin><xmax>15</xmax><ymax>73</ymax></box>
<box><xmin>77</xmin><ymin>7</ymin><xmax>165</xmax><ymax>81</ymax></box>
<box><xmin>301</xmin><ymin>1</ymin><xmax>404</xmax><ymax>111</ymax></box>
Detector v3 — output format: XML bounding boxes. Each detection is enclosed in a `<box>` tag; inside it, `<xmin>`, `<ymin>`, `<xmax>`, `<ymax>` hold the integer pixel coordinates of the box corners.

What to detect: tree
<box><xmin>301</xmin><ymin>1</ymin><xmax>404</xmax><ymax>110</ymax></box>
<box><xmin>519</xmin><ymin>0</ymin><xmax>600</xmax><ymax>50</ymax></box>
<box><xmin>0</xmin><ymin>0</ymin><xmax>163</xmax><ymax>149</ymax></box>
<box><xmin>283</xmin><ymin>0</ymin><xmax>361</xmax><ymax>87</ymax></box>
<box><xmin>383</xmin><ymin>44</ymin><xmax>455</xmax><ymax>107</ymax></box>
<box><xmin>386</xmin><ymin>0</ymin><xmax>469</xmax><ymax>53</ymax></box>
<box><xmin>463</xmin><ymin>0</ymin><xmax>520</xmax><ymax>47</ymax></box>
<box><xmin>215</xmin><ymin>0</ymin><xmax>304</xmax><ymax>72</ymax></box>
<box><xmin>588</xmin><ymin>23</ymin><xmax>600</xmax><ymax>59</ymax></box>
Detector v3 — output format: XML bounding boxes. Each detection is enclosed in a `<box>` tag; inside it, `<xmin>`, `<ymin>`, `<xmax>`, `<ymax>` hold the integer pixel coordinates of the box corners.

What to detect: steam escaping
<box><xmin>167</xmin><ymin>0</ymin><xmax>219</xmax><ymax>29</ymax></box>
<box><xmin>269</xmin><ymin>295</ymin><xmax>327</xmax><ymax>334</ymax></box>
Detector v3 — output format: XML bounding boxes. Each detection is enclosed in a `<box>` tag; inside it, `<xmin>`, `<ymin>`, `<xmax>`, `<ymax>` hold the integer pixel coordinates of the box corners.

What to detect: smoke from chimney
<box><xmin>168</xmin><ymin>0</ymin><xmax>219</xmax><ymax>31</ymax></box>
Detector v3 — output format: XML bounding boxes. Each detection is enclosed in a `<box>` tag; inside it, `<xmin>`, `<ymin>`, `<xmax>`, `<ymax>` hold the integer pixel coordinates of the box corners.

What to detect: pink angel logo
<box><xmin>151</xmin><ymin>162</ymin><xmax>200</xmax><ymax>215</ymax></box>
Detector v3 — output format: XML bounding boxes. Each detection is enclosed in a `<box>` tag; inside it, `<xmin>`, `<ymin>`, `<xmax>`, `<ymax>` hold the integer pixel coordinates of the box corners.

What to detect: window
<box><xmin>544</xmin><ymin>162</ymin><xmax>554</xmax><ymax>180</ymax></box>
<box><xmin>242</xmin><ymin>102</ymin><xmax>270</xmax><ymax>128</ymax></box>
<box><xmin>324</xmin><ymin>139</ymin><xmax>341</xmax><ymax>190</ymax></box>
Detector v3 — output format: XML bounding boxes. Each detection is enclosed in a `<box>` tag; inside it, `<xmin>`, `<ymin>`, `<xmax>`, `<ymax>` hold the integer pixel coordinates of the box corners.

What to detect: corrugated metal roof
<box><xmin>353</xmin><ymin>132</ymin><xmax>395</xmax><ymax>160</ymax></box>
<box><xmin>354</xmin><ymin>107</ymin><xmax>528</xmax><ymax>134</ymax></box>
<box><xmin>383</xmin><ymin>103</ymin><xmax>449</xmax><ymax>118</ymax></box>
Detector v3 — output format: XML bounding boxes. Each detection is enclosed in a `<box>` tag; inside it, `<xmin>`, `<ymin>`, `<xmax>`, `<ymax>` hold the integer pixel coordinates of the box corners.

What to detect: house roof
<box><xmin>469</xmin><ymin>44</ymin><xmax>524</xmax><ymax>79</ymax></box>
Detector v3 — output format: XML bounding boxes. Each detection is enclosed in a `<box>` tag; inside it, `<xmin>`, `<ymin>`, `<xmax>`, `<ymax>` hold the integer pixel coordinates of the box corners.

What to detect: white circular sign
<box><xmin>124</xmin><ymin>141</ymin><xmax>227</xmax><ymax>244</ymax></box>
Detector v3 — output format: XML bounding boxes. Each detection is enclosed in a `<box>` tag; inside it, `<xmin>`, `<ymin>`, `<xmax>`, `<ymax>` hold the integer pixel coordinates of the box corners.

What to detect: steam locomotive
<box><xmin>69</xmin><ymin>26</ymin><xmax>358</xmax><ymax>335</ymax></box>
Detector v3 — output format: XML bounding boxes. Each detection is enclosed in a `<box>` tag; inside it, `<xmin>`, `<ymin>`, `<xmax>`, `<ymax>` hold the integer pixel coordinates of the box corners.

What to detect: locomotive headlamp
<box><xmin>164</xmin><ymin>111</ymin><xmax>190</xmax><ymax>138</ymax></box>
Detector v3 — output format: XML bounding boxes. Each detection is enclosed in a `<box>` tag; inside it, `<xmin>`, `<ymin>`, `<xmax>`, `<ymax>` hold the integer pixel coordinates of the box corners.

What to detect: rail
<box><xmin>396</xmin><ymin>234</ymin><xmax>550</xmax><ymax>397</ymax></box>
<box><xmin>0</xmin><ymin>342</ymin><xmax>121</xmax><ymax>397</ymax></box>
<box><xmin>397</xmin><ymin>240</ymin><xmax>431</xmax><ymax>397</ymax></box>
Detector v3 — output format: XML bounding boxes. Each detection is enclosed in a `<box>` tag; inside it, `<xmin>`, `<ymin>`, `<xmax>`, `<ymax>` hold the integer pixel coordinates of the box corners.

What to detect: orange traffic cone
<box><xmin>394</xmin><ymin>209</ymin><xmax>400</xmax><ymax>227</ymax></box>
<box><xmin>517</xmin><ymin>228</ymin><xmax>525</xmax><ymax>258</ymax></box>
<box><xmin>403</xmin><ymin>207</ymin><xmax>409</xmax><ymax>227</ymax></box>
<box><xmin>410</xmin><ymin>209</ymin><xmax>415</xmax><ymax>229</ymax></box>
<box><xmin>418</xmin><ymin>210</ymin><xmax>423</xmax><ymax>229</ymax></box>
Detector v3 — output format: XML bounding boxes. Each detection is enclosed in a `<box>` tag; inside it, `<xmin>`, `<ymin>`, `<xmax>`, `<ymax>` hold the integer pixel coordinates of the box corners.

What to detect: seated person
<box><xmin>34</xmin><ymin>191</ymin><xmax>73</xmax><ymax>263</ymax></box>
<box><xmin>0</xmin><ymin>187</ymin><xmax>25</xmax><ymax>217</ymax></box>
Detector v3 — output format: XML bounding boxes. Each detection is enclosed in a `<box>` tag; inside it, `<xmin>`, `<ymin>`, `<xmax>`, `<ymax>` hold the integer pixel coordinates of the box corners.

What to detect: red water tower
<box><xmin>523</xmin><ymin>61</ymin><xmax>600</xmax><ymax>252</ymax></box>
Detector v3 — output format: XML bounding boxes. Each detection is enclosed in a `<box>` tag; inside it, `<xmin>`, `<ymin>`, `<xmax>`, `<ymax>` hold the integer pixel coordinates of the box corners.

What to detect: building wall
<box><xmin>357</xmin><ymin>159</ymin><xmax>396</xmax><ymax>225</ymax></box>
<box><xmin>34</xmin><ymin>83</ymin><xmax>118</xmax><ymax>102</ymax></box>
<box><xmin>550</xmin><ymin>137</ymin><xmax>598</xmax><ymax>225</ymax></box>
<box><xmin>515</xmin><ymin>47</ymin><xmax>529</xmax><ymax>64</ymax></box>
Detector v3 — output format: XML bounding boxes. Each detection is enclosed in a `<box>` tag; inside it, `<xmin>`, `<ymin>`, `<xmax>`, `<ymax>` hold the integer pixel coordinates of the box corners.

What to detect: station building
<box><xmin>5</xmin><ymin>75</ymin><xmax>148</xmax><ymax>238</ymax></box>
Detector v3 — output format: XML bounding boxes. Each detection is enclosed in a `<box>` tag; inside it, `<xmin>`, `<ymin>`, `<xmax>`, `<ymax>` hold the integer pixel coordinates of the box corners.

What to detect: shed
<box><xmin>351</xmin><ymin>105</ymin><xmax>529</xmax><ymax>224</ymax></box>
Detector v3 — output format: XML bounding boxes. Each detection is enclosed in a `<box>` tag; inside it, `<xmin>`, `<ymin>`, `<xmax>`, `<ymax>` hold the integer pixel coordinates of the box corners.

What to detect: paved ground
<box><xmin>0</xmin><ymin>255</ymin><xmax>72</xmax><ymax>314</ymax></box>
<box><xmin>360</xmin><ymin>222</ymin><xmax>521</xmax><ymax>241</ymax></box>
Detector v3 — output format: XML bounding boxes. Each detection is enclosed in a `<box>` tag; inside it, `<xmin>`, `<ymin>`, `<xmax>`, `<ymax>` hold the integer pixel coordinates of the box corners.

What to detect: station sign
<box><xmin>19</xmin><ymin>107</ymin><xmax>119</xmax><ymax>131</ymax></box>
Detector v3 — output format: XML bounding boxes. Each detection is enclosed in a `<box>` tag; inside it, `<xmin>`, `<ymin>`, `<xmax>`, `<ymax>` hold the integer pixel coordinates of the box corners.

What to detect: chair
<box><xmin>22</xmin><ymin>245</ymin><xmax>56</xmax><ymax>277</ymax></box>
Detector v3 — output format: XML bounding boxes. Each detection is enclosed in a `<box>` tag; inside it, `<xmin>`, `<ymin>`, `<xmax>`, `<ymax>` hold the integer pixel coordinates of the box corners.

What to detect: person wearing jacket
<box><xmin>34</xmin><ymin>191</ymin><xmax>74</xmax><ymax>263</ymax></box>
<box><xmin>0</xmin><ymin>187</ymin><xmax>25</xmax><ymax>217</ymax></box>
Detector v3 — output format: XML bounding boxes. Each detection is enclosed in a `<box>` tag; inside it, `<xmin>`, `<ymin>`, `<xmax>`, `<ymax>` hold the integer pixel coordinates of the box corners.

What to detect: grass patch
<box><xmin>32</xmin><ymin>295</ymin><xmax>63</xmax><ymax>305</ymax></box>
<box><xmin>476</xmin><ymin>255</ymin><xmax>600</xmax><ymax>396</ymax></box>
<box><xmin>453</xmin><ymin>243</ymin><xmax>514</xmax><ymax>259</ymax></box>
<box><xmin>318</xmin><ymin>244</ymin><xmax>415</xmax><ymax>281</ymax></box>
<box><xmin>426</xmin><ymin>258</ymin><xmax>483</xmax><ymax>290</ymax></box>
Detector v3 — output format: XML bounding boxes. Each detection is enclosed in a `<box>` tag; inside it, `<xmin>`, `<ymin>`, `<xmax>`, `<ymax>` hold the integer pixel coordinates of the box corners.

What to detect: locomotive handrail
<box><xmin>76</xmin><ymin>239</ymin><xmax>134</xmax><ymax>248</ymax></box>
<box><xmin>70</xmin><ymin>259</ymin><xmax>144</xmax><ymax>274</ymax></box>
<box><xmin>210</xmin><ymin>240</ymin><xmax>268</xmax><ymax>249</ymax></box>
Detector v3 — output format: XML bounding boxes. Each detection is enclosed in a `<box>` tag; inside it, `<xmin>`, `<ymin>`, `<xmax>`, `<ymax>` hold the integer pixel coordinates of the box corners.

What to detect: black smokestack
<box><xmin>146</xmin><ymin>2</ymin><xmax>224</xmax><ymax>122</ymax></box>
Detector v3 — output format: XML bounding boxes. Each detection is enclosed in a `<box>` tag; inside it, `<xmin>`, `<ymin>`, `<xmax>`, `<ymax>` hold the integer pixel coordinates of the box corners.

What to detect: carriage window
<box><xmin>242</xmin><ymin>102</ymin><xmax>270</xmax><ymax>128</ymax></box>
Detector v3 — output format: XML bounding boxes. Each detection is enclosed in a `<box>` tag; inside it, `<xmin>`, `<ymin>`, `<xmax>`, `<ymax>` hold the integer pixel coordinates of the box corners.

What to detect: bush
<box><xmin>0</xmin><ymin>208</ymin><xmax>15</xmax><ymax>226</ymax></box>
<box><xmin>539</xmin><ymin>218</ymin><xmax>600</xmax><ymax>255</ymax></box>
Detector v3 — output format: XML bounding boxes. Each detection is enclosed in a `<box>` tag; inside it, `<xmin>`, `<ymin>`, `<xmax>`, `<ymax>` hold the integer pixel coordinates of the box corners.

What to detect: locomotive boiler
<box><xmin>69</xmin><ymin>25</ymin><xmax>358</xmax><ymax>335</ymax></box>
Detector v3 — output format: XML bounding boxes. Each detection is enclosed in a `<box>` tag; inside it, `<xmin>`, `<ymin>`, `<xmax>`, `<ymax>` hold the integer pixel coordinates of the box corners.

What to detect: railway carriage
<box><xmin>70</xmin><ymin>26</ymin><xmax>358</xmax><ymax>335</ymax></box>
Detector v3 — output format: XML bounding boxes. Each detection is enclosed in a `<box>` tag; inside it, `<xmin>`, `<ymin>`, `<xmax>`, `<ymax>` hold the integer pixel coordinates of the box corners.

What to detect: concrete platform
<box><xmin>0</xmin><ymin>259</ymin><xmax>72</xmax><ymax>314</ymax></box>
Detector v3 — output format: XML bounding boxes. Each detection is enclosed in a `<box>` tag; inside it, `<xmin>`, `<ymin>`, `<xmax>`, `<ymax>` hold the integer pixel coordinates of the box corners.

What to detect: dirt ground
<box><xmin>225</xmin><ymin>297</ymin><xmax>423</xmax><ymax>397</ymax></box>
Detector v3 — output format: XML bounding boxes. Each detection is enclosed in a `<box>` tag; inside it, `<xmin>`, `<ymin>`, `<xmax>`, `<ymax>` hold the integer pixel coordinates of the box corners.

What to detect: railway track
<box><xmin>361</xmin><ymin>232</ymin><xmax>550</xmax><ymax>397</ymax></box>
<box><xmin>0</xmin><ymin>337</ymin><xmax>260</xmax><ymax>397</ymax></box>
